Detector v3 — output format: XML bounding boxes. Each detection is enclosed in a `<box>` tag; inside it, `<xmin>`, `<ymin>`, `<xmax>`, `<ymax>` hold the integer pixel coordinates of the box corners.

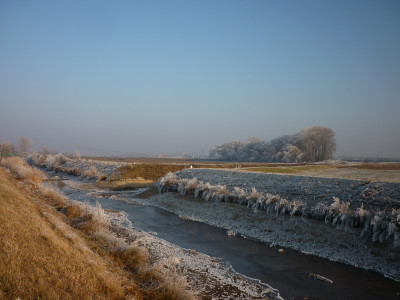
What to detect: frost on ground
<box><xmin>109</xmin><ymin>223</ymin><xmax>283</xmax><ymax>300</ymax></box>
<box><xmin>157</xmin><ymin>169</ymin><xmax>400</xmax><ymax>248</ymax></box>
<box><xmin>151</xmin><ymin>169</ymin><xmax>400</xmax><ymax>281</ymax></box>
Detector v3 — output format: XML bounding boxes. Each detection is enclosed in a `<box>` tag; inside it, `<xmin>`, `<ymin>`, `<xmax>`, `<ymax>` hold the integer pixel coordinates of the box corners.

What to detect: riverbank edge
<box><xmin>133</xmin><ymin>190</ymin><xmax>400</xmax><ymax>282</ymax></box>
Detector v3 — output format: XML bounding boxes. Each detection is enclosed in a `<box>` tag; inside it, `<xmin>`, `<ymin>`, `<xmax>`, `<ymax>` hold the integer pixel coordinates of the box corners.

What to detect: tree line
<box><xmin>209</xmin><ymin>126</ymin><xmax>336</xmax><ymax>163</ymax></box>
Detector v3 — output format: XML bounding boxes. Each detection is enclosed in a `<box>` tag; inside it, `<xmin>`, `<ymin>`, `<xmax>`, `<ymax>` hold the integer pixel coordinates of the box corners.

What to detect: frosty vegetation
<box><xmin>157</xmin><ymin>172</ymin><xmax>400</xmax><ymax>247</ymax></box>
<box><xmin>26</xmin><ymin>153</ymin><xmax>127</xmax><ymax>181</ymax></box>
<box><xmin>209</xmin><ymin>126</ymin><xmax>336</xmax><ymax>162</ymax></box>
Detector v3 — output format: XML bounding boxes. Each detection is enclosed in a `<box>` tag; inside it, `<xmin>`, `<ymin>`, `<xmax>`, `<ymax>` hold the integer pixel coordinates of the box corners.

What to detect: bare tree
<box><xmin>298</xmin><ymin>127</ymin><xmax>336</xmax><ymax>162</ymax></box>
<box><xmin>0</xmin><ymin>142</ymin><xmax>14</xmax><ymax>163</ymax></box>
<box><xmin>18</xmin><ymin>136</ymin><xmax>33</xmax><ymax>156</ymax></box>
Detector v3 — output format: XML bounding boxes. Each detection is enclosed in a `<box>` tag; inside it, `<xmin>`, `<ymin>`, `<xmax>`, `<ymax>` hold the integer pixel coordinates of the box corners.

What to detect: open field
<box><xmin>83</xmin><ymin>155</ymin><xmax>400</xmax><ymax>183</ymax></box>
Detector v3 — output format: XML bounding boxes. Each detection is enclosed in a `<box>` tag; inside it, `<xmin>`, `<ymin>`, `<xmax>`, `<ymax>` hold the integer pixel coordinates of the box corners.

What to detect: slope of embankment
<box><xmin>0</xmin><ymin>167</ymin><xmax>128</xmax><ymax>299</ymax></box>
<box><xmin>0</xmin><ymin>158</ymin><xmax>199</xmax><ymax>299</ymax></box>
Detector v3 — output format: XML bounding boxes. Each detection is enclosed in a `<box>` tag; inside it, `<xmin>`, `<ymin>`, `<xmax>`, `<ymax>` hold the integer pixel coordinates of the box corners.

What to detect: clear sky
<box><xmin>1</xmin><ymin>0</ymin><xmax>399</xmax><ymax>157</ymax></box>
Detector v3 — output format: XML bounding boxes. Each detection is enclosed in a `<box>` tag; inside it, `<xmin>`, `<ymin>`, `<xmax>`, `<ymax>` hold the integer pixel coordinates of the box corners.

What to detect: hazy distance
<box><xmin>1</xmin><ymin>1</ymin><xmax>399</xmax><ymax>158</ymax></box>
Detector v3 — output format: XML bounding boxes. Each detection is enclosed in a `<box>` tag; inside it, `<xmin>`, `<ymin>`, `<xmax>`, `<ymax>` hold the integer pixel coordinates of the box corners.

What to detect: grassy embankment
<box><xmin>0</xmin><ymin>157</ymin><xmax>195</xmax><ymax>299</ymax></box>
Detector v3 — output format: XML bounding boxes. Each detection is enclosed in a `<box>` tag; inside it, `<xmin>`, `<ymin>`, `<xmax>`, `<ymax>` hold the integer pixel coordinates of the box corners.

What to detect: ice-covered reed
<box><xmin>157</xmin><ymin>172</ymin><xmax>179</xmax><ymax>193</ymax></box>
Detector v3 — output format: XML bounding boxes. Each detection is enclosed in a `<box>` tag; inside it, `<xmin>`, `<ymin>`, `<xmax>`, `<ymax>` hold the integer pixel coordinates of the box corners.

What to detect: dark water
<box><xmin>52</xmin><ymin>177</ymin><xmax>400</xmax><ymax>300</ymax></box>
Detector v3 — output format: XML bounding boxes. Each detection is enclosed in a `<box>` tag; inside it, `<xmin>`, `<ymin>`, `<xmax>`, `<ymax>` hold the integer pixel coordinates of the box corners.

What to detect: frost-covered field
<box><xmin>158</xmin><ymin>169</ymin><xmax>400</xmax><ymax>247</ymax></box>
<box><xmin>153</xmin><ymin>168</ymin><xmax>400</xmax><ymax>281</ymax></box>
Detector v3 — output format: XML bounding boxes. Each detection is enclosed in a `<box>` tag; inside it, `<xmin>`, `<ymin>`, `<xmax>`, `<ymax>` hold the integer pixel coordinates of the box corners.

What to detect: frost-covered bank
<box><xmin>27</xmin><ymin>153</ymin><xmax>127</xmax><ymax>180</ymax></box>
<box><xmin>71</xmin><ymin>199</ymin><xmax>283</xmax><ymax>299</ymax></box>
<box><xmin>109</xmin><ymin>222</ymin><xmax>283</xmax><ymax>299</ymax></box>
<box><xmin>158</xmin><ymin>169</ymin><xmax>400</xmax><ymax>248</ymax></box>
<box><xmin>152</xmin><ymin>168</ymin><xmax>400</xmax><ymax>281</ymax></box>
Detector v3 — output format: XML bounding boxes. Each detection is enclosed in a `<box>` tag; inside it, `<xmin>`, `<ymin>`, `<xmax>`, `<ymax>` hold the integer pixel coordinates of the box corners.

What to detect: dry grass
<box><xmin>0</xmin><ymin>159</ymin><xmax>197</xmax><ymax>300</ymax></box>
<box><xmin>0</xmin><ymin>168</ymin><xmax>126</xmax><ymax>299</ymax></box>
<box><xmin>242</xmin><ymin>165</ymin><xmax>338</xmax><ymax>174</ymax></box>
<box><xmin>114</xmin><ymin>164</ymin><xmax>188</xmax><ymax>181</ymax></box>
<box><xmin>340</xmin><ymin>162</ymin><xmax>400</xmax><ymax>170</ymax></box>
<box><xmin>0</xmin><ymin>156</ymin><xmax>45</xmax><ymax>184</ymax></box>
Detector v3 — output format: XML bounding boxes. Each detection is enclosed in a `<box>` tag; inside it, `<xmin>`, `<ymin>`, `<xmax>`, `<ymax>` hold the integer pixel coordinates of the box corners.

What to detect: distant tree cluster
<box><xmin>209</xmin><ymin>126</ymin><xmax>336</xmax><ymax>162</ymax></box>
<box><xmin>1</xmin><ymin>136</ymin><xmax>40</xmax><ymax>162</ymax></box>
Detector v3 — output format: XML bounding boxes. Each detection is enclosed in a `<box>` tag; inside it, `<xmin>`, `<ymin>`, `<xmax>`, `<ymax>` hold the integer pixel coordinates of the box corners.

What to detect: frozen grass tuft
<box><xmin>157</xmin><ymin>172</ymin><xmax>179</xmax><ymax>193</ymax></box>
<box><xmin>311</xmin><ymin>202</ymin><xmax>330</xmax><ymax>220</ymax></box>
<box><xmin>177</xmin><ymin>177</ymin><xmax>198</xmax><ymax>196</ymax></box>
<box><xmin>354</xmin><ymin>203</ymin><xmax>371</xmax><ymax>227</ymax></box>
<box><xmin>326</xmin><ymin>197</ymin><xmax>351</xmax><ymax>226</ymax></box>
<box><xmin>289</xmin><ymin>200</ymin><xmax>306</xmax><ymax>217</ymax></box>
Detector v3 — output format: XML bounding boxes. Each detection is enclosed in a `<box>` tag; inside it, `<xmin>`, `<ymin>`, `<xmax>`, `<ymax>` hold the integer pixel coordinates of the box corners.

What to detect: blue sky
<box><xmin>1</xmin><ymin>0</ymin><xmax>399</xmax><ymax>157</ymax></box>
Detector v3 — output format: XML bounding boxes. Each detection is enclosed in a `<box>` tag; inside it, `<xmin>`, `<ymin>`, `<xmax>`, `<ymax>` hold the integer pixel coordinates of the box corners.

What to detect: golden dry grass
<box><xmin>114</xmin><ymin>165</ymin><xmax>188</xmax><ymax>181</ymax></box>
<box><xmin>0</xmin><ymin>156</ymin><xmax>45</xmax><ymax>184</ymax></box>
<box><xmin>0</xmin><ymin>168</ymin><xmax>127</xmax><ymax>299</ymax></box>
<box><xmin>0</xmin><ymin>158</ymin><xmax>197</xmax><ymax>300</ymax></box>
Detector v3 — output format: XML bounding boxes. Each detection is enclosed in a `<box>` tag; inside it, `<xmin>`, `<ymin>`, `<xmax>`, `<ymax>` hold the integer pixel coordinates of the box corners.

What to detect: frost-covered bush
<box><xmin>311</xmin><ymin>202</ymin><xmax>330</xmax><ymax>220</ymax></box>
<box><xmin>289</xmin><ymin>200</ymin><xmax>306</xmax><ymax>217</ymax></box>
<box><xmin>276</xmin><ymin>198</ymin><xmax>290</xmax><ymax>215</ymax></box>
<box><xmin>177</xmin><ymin>178</ymin><xmax>198</xmax><ymax>196</ymax></box>
<box><xmin>157</xmin><ymin>172</ymin><xmax>179</xmax><ymax>193</ymax></box>
<box><xmin>44</xmin><ymin>154</ymin><xmax>70</xmax><ymax>170</ymax></box>
<box><xmin>194</xmin><ymin>181</ymin><xmax>211</xmax><ymax>199</ymax></box>
<box><xmin>325</xmin><ymin>197</ymin><xmax>352</xmax><ymax>226</ymax></box>
<box><xmin>370</xmin><ymin>211</ymin><xmax>390</xmax><ymax>243</ymax></box>
<box><xmin>247</xmin><ymin>188</ymin><xmax>261</xmax><ymax>208</ymax></box>
<box><xmin>202</xmin><ymin>184</ymin><xmax>230</xmax><ymax>202</ymax></box>
<box><xmin>354</xmin><ymin>203</ymin><xmax>371</xmax><ymax>227</ymax></box>
<box><xmin>232</xmin><ymin>187</ymin><xmax>248</xmax><ymax>204</ymax></box>
<box><xmin>26</xmin><ymin>153</ymin><xmax>46</xmax><ymax>166</ymax></box>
